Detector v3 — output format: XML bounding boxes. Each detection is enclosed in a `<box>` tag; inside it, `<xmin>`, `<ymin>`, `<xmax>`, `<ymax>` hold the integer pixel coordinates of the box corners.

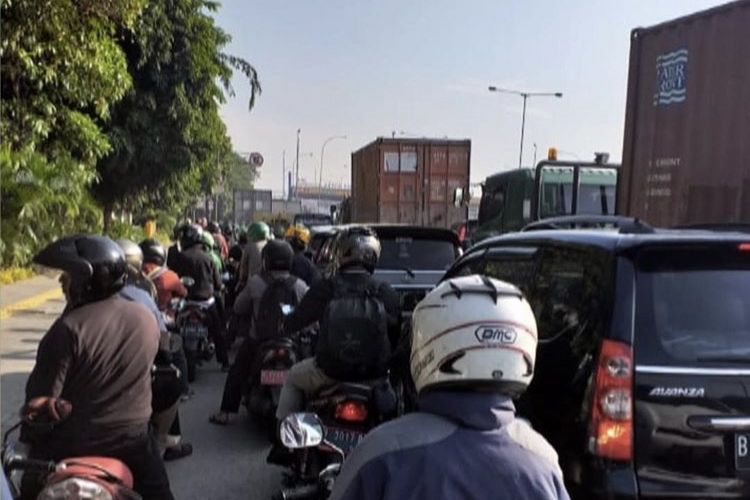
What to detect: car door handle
<box><xmin>688</xmin><ymin>416</ymin><xmax>750</xmax><ymax>432</ymax></box>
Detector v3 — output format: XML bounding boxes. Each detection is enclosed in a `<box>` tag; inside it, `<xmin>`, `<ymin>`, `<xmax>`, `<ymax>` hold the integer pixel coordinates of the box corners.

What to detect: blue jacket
<box><xmin>119</xmin><ymin>284</ymin><xmax>166</xmax><ymax>334</ymax></box>
<box><xmin>330</xmin><ymin>391</ymin><xmax>570</xmax><ymax>500</ymax></box>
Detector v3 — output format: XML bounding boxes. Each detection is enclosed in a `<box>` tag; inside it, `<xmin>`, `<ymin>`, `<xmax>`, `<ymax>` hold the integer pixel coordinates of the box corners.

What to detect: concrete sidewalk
<box><xmin>0</xmin><ymin>275</ymin><xmax>61</xmax><ymax>316</ymax></box>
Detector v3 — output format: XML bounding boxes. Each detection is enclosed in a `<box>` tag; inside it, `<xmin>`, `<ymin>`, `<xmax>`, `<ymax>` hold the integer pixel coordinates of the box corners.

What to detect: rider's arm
<box><xmin>283</xmin><ymin>279</ymin><xmax>332</xmax><ymax>334</ymax></box>
<box><xmin>25</xmin><ymin>320</ymin><xmax>75</xmax><ymax>400</ymax></box>
<box><xmin>378</xmin><ymin>283</ymin><xmax>403</xmax><ymax>350</ymax></box>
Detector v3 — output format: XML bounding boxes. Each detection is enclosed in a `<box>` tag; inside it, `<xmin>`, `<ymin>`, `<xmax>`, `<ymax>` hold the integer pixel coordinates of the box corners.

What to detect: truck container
<box><xmin>618</xmin><ymin>0</ymin><xmax>750</xmax><ymax>227</ymax></box>
<box><xmin>233</xmin><ymin>189</ymin><xmax>272</xmax><ymax>224</ymax></box>
<box><xmin>350</xmin><ymin>138</ymin><xmax>470</xmax><ymax>229</ymax></box>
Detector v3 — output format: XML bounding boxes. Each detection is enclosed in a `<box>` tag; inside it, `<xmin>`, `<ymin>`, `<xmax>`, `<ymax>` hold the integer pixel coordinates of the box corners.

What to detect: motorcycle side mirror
<box><xmin>279</xmin><ymin>412</ymin><xmax>324</xmax><ymax>449</ymax></box>
<box><xmin>280</xmin><ymin>304</ymin><xmax>294</xmax><ymax>316</ymax></box>
<box><xmin>181</xmin><ymin>276</ymin><xmax>195</xmax><ymax>288</ymax></box>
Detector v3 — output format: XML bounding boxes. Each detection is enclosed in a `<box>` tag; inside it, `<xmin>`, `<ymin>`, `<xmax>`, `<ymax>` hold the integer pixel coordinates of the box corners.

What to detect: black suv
<box><xmin>442</xmin><ymin>216</ymin><xmax>750</xmax><ymax>499</ymax></box>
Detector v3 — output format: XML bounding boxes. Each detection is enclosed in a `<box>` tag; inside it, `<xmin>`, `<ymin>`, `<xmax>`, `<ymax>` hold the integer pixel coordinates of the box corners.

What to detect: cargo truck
<box><xmin>618</xmin><ymin>0</ymin><xmax>750</xmax><ymax>226</ymax></box>
<box><xmin>350</xmin><ymin>138</ymin><xmax>470</xmax><ymax>229</ymax></box>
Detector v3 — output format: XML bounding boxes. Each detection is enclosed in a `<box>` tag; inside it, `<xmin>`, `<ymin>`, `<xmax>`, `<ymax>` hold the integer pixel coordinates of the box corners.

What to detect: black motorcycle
<box><xmin>245</xmin><ymin>331</ymin><xmax>312</xmax><ymax>437</ymax></box>
<box><xmin>173</xmin><ymin>296</ymin><xmax>215</xmax><ymax>382</ymax></box>
<box><xmin>275</xmin><ymin>378</ymin><xmax>397</xmax><ymax>499</ymax></box>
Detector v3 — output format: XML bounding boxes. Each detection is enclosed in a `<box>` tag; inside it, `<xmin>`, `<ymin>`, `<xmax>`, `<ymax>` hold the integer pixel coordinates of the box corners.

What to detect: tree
<box><xmin>92</xmin><ymin>0</ymin><xmax>261</xmax><ymax>231</ymax></box>
<box><xmin>0</xmin><ymin>0</ymin><xmax>143</xmax><ymax>265</ymax></box>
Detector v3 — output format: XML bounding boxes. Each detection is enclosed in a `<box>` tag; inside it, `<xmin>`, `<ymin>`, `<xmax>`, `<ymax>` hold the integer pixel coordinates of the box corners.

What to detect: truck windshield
<box><xmin>539</xmin><ymin>167</ymin><xmax>617</xmax><ymax>218</ymax></box>
<box><xmin>634</xmin><ymin>246</ymin><xmax>750</xmax><ymax>365</ymax></box>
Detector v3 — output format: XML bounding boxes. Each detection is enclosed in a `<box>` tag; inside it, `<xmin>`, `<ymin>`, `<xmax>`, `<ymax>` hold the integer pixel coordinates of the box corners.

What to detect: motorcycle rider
<box><xmin>22</xmin><ymin>235</ymin><xmax>174</xmax><ymax>500</ymax></box>
<box><xmin>275</xmin><ymin>226</ymin><xmax>400</xmax><ymax>422</ymax></box>
<box><xmin>172</xmin><ymin>224</ymin><xmax>230</xmax><ymax>371</ymax></box>
<box><xmin>284</xmin><ymin>224</ymin><xmax>321</xmax><ymax>286</ymax></box>
<box><xmin>237</xmin><ymin>221</ymin><xmax>271</xmax><ymax>290</ymax></box>
<box><xmin>208</xmin><ymin>221</ymin><xmax>229</xmax><ymax>261</ymax></box>
<box><xmin>209</xmin><ymin>240</ymin><xmax>308</xmax><ymax>425</ymax></box>
<box><xmin>329</xmin><ymin>275</ymin><xmax>570</xmax><ymax>500</ymax></box>
<box><xmin>140</xmin><ymin>238</ymin><xmax>188</xmax><ymax>312</ymax></box>
<box><xmin>116</xmin><ymin>238</ymin><xmax>157</xmax><ymax>299</ymax></box>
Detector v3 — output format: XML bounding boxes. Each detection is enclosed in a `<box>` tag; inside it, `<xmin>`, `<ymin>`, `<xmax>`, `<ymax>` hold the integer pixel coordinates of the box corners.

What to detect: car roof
<box><xmin>360</xmin><ymin>224</ymin><xmax>461</xmax><ymax>246</ymax></box>
<box><xmin>470</xmin><ymin>228</ymin><xmax>750</xmax><ymax>255</ymax></box>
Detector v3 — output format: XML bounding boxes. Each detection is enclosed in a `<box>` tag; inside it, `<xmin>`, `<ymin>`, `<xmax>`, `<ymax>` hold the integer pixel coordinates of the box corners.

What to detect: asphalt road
<box><xmin>0</xmin><ymin>291</ymin><xmax>285</xmax><ymax>499</ymax></box>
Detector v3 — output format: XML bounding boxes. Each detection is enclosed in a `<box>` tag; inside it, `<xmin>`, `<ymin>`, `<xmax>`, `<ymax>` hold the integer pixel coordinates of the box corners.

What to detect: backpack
<box><xmin>255</xmin><ymin>276</ymin><xmax>300</xmax><ymax>341</ymax></box>
<box><xmin>316</xmin><ymin>277</ymin><xmax>390</xmax><ymax>381</ymax></box>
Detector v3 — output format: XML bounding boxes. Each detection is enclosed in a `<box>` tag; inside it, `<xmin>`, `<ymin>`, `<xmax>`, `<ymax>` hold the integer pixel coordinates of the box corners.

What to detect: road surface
<box><xmin>0</xmin><ymin>281</ymin><xmax>285</xmax><ymax>499</ymax></box>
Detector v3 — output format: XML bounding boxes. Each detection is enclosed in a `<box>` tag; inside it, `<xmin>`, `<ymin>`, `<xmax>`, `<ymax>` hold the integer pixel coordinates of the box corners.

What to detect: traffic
<box><xmin>2</xmin><ymin>1</ymin><xmax>750</xmax><ymax>500</ymax></box>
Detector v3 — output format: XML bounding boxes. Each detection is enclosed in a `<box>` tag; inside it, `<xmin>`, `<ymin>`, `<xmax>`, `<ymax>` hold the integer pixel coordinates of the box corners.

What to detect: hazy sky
<box><xmin>215</xmin><ymin>0</ymin><xmax>727</xmax><ymax>195</ymax></box>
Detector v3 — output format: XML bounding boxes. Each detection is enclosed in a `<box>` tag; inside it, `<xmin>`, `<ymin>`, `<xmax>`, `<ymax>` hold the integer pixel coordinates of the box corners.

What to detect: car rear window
<box><xmin>634</xmin><ymin>245</ymin><xmax>750</xmax><ymax>365</ymax></box>
<box><xmin>378</xmin><ymin>237</ymin><xmax>457</xmax><ymax>270</ymax></box>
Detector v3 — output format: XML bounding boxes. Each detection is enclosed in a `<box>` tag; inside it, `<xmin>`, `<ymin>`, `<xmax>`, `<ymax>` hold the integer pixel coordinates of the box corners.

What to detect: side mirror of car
<box><xmin>279</xmin><ymin>412</ymin><xmax>324</xmax><ymax>449</ymax></box>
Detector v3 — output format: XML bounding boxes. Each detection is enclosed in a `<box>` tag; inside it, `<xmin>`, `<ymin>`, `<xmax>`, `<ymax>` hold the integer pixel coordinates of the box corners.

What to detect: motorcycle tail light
<box><xmin>38</xmin><ymin>477</ymin><xmax>114</xmax><ymax>500</ymax></box>
<box><xmin>335</xmin><ymin>401</ymin><xmax>368</xmax><ymax>423</ymax></box>
<box><xmin>276</xmin><ymin>348</ymin><xmax>288</xmax><ymax>357</ymax></box>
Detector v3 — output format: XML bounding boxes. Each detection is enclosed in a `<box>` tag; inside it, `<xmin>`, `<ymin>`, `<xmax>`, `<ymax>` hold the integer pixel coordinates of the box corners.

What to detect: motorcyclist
<box><xmin>22</xmin><ymin>235</ymin><xmax>174</xmax><ymax>500</ymax></box>
<box><xmin>208</xmin><ymin>221</ymin><xmax>229</xmax><ymax>261</ymax></box>
<box><xmin>115</xmin><ymin>240</ymin><xmax>193</xmax><ymax>463</ymax></box>
<box><xmin>140</xmin><ymin>238</ymin><xmax>187</xmax><ymax>312</ymax></box>
<box><xmin>209</xmin><ymin>240</ymin><xmax>308</xmax><ymax>425</ymax></box>
<box><xmin>166</xmin><ymin>223</ymin><xmax>186</xmax><ymax>271</ymax></box>
<box><xmin>172</xmin><ymin>224</ymin><xmax>229</xmax><ymax>371</ymax></box>
<box><xmin>284</xmin><ymin>224</ymin><xmax>321</xmax><ymax>286</ymax></box>
<box><xmin>116</xmin><ymin>238</ymin><xmax>157</xmax><ymax>299</ymax></box>
<box><xmin>275</xmin><ymin>225</ymin><xmax>400</xmax><ymax>422</ymax></box>
<box><xmin>328</xmin><ymin>275</ymin><xmax>570</xmax><ymax>500</ymax></box>
<box><xmin>237</xmin><ymin>221</ymin><xmax>271</xmax><ymax>289</ymax></box>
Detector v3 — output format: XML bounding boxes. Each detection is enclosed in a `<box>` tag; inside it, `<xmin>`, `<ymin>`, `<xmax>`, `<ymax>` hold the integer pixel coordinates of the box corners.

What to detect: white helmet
<box><xmin>410</xmin><ymin>275</ymin><xmax>538</xmax><ymax>396</ymax></box>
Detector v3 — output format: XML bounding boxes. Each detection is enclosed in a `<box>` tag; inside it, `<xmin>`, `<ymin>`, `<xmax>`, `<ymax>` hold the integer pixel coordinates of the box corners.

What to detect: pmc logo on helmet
<box><xmin>475</xmin><ymin>325</ymin><xmax>517</xmax><ymax>344</ymax></box>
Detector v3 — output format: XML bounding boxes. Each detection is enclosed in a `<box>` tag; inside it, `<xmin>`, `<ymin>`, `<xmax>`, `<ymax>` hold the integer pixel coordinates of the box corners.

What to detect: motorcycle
<box><xmin>275</xmin><ymin>378</ymin><xmax>397</xmax><ymax>499</ymax></box>
<box><xmin>245</xmin><ymin>327</ymin><xmax>315</xmax><ymax>439</ymax></box>
<box><xmin>2</xmin><ymin>400</ymin><xmax>140</xmax><ymax>500</ymax></box>
<box><xmin>172</xmin><ymin>295</ymin><xmax>215</xmax><ymax>382</ymax></box>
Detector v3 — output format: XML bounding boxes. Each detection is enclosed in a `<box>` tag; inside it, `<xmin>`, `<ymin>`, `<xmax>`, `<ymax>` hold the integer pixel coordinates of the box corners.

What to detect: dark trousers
<box><xmin>22</xmin><ymin>432</ymin><xmax>174</xmax><ymax>500</ymax></box>
<box><xmin>220</xmin><ymin>336</ymin><xmax>259</xmax><ymax>412</ymax></box>
<box><xmin>206</xmin><ymin>301</ymin><xmax>229</xmax><ymax>366</ymax></box>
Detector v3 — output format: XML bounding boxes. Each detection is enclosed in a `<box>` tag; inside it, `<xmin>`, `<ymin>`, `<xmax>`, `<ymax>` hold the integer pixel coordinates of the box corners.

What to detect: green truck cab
<box><xmin>469</xmin><ymin>159</ymin><xmax>619</xmax><ymax>243</ymax></box>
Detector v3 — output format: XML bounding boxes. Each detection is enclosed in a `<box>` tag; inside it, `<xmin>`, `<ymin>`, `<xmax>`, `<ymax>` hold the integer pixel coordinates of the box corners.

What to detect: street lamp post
<box><xmin>319</xmin><ymin>135</ymin><xmax>347</xmax><ymax>212</ymax></box>
<box><xmin>488</xmin><ymin>86</ymin><xmax>562</xmax><ymax>169</ymax></box>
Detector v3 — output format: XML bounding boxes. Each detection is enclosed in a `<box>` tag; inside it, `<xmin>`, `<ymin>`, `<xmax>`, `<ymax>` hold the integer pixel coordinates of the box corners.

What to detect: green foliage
<box><xmin>92</xmin><ymin>0</ymin><xmax>261</xmax><ymax>227</ymax></box>
<box><xmin>0</xmin><ymin>0</ymin><xmax>143</xmax><ymax>265</ymax></box>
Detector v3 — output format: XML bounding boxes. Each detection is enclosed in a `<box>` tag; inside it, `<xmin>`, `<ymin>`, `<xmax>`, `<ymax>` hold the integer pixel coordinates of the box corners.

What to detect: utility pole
<box><xmin>282</xmin><ymin>150</ymin><xmax>286</xmax><ymax>200</ymax></box>
<box><xmin>295</xmin><ymin>129</ymin><xmax>301</xmax><ymax>199</ymax></box>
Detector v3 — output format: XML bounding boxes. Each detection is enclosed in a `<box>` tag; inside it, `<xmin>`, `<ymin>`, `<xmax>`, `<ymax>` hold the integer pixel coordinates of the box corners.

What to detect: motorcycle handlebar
<box><xmin>274</xmin><ymin>483</ymin><xmax>319</xmax><ymax>500</ymax></box>
<box><xmin>5</xmin><ymin>456</ymin><xmax>57</xmax><ymax>473</ymax></box>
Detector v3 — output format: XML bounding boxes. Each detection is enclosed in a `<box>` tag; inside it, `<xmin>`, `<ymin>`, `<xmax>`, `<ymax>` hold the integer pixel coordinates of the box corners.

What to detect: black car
<box><xmin>369</xmin><ymin>225</ymin><xmax>462</xmax><ymax>314</ymax></box>
<box><xmin>442</xmin><ymin>216</ymin><xmax>750</xmax><ymax>499</ymax></box>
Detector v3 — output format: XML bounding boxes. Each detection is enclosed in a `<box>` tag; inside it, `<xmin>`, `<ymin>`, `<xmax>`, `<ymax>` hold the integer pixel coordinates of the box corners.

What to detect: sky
<box><xmin>214</xmin><ymin>0</ymin><xmax>728</xmax><ymax>195</ymax></box>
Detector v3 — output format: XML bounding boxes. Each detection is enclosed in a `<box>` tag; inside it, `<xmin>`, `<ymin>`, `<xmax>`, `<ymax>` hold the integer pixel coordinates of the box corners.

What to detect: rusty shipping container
<box><xmin>351</xmin><ymin>138</ymin><xmax>471</xmax><ymax>228</ymax></box>
<box><xmin>618</xmin><ymin>0</ymin><xmax>750</xmax><ymax>227</ymax></box>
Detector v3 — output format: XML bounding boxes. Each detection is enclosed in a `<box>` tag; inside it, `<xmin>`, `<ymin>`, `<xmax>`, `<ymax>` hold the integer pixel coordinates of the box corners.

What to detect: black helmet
<box><xmin>33</xmin><ymin>235</ymin><xmax>126</xmax><ymax>306</ymax></box>
<box><xmin>262</xmin><ymin>240</ymin><xmax>294</xmax><ymax>272</ymax></box>
<box><xmin>180</xmin><ymin>224</ymin><xmax>204</xmax><ymax>249</ymax></box>
<box><xmin>207</xmin><ymin>221</ymin><xmax>220</xmax><ymax>234</ymax></box>
<box><xmin>140</xmin><ymin>238</ymin><xmax>166</xmax><ymax>266</ymax></box>
<box><xmin>334</xmin><ymin>226</ymin><xmax>381</xmax><ymax>273</ymax></box>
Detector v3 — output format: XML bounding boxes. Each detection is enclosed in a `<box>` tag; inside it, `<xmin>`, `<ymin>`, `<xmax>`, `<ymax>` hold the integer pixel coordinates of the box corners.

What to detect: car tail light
<box><xmin>739</xmin><ymin>243</ymin><xmax>750</xmax><ymax>252</ymax></box>
<box><xmin>335</xmin><ymin>401</ymin><xmax>368</xmax><ymax>423</ymax></box>
<box><xmin>588</xmin><ymin>339</ymin><xmax>633</xmax><ymax>461</ymax></box>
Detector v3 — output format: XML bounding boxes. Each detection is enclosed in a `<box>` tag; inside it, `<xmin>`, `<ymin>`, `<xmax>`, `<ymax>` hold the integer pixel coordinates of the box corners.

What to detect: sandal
<box><xmin>163</xmin><ymin>442</ymin><xmax>193</xmax><ymax>461</ymax></box>
<box><xmin>209</xmin><ymin>412</ymin><xmax>231</xmax><ymax>426</ymax></box>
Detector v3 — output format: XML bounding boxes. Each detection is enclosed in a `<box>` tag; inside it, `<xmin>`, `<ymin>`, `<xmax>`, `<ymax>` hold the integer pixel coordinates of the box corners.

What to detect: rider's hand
<box><xmin>22</xmin><ymin>397</ymin><xmax>72</xmax><ymax>423</ymax></box>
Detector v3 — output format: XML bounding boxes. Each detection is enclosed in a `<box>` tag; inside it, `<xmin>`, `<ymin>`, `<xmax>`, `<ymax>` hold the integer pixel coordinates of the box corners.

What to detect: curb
<box><xmin>0</xmin><ymin>288</ymin><xmax>63</xmax><ymax>320</ymax></box>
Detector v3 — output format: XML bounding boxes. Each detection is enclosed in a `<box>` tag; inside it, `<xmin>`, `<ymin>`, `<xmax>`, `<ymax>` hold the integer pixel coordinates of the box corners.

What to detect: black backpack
<box><xmin>316</xmin><ymin>277</ymin><xmax>390</xmax><ymax>381</ymax></box>
<box><xmin>255</xmin><ymin>276</ymin><xmax>300</xmax><ymax>341</ymax></box>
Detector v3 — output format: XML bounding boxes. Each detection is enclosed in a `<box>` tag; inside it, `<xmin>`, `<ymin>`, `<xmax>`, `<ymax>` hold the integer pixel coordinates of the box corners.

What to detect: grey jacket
<box><xmin>330</xmin><ymin>391</ymin><xmax>570</xmax><ymax>500</ymax></box>
<box><xmin>233</xmin><ymin>270</ymin><xmax>308</xmax><ymax>339</ymax></box>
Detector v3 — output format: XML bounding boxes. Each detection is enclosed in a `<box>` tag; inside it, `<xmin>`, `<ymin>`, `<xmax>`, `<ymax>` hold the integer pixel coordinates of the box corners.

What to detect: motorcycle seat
<box><xmin>317</xmin><ymin>378</ymin><xmax>388</xmax><ymax>400</ymax></box>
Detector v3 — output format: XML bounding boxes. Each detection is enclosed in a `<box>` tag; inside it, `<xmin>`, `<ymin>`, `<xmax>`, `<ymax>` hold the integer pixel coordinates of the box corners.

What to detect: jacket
<box><xmin>143</xmin><ymin>262</ymin><xmax>187</xmax><ymax>311</ymax></box>
<box><xmin>172</xmin><ymin>244</ymin><xmax>221</xmax><ymax>300</ymax></box>
<box><xmin>25</xmin><ymin>295</ymin><xmax>159</xmax><ymax>452</ymax></box>
<box><xmin>238</xmin><ymin>240</ymin><xmax>266</xmax><ymax>285</ymax></box>
<box><xmin>330</xmin><ymin>391</ymin><xmax>570</xmax><ymax>500</ymax></box>
<box><xmin>291</xmin><ymin>251</ymin><xmax>321</xmax><ymax>286</ymax></box>
<box><xmin>234</xmin><ymin>271</ymin><xmax>309</xmax><ymax>340</ymax></box>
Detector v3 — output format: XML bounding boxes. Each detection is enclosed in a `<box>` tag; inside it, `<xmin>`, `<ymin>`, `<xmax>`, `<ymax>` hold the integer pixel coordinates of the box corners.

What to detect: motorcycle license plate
<box><xmin>324</xmin><ymin>426</ymin><xmax>365</xmax><ymax>456</ymax></box>
<box><xmin>182</xmin><ymin>324</ymin><xmax>207</xmax><ymax>340</ymax></box>
<box><xmin>260</xmin><ymin>370</ymin><xmax>288</xmax><ymax>385</ymax></box>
